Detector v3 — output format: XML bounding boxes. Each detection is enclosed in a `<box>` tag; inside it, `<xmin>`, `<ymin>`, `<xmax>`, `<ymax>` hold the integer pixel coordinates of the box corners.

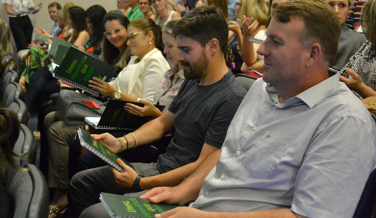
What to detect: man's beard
<box><xmin>181</xmin><ymin>51</ymin><xmax>209</xmax><ymax>80</ymax></box>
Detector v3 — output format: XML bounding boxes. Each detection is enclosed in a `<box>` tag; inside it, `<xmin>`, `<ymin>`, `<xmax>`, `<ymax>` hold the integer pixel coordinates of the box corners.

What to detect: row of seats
<box><xmin>1</xmin><ymin>56</ymin><xmax>49</xmax><ymax>218</ymax></box>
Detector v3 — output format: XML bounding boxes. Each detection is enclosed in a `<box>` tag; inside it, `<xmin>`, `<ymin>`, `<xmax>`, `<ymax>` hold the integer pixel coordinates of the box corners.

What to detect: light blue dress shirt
<box><xmin>50</xmin><ymin>22</ymin><xmax>61</xmax><ymax>37</ymax></box>
<box><xmin>191</xmin><ymin>73</ymin><xmax>376</xmax><ymax>218</ymax></box>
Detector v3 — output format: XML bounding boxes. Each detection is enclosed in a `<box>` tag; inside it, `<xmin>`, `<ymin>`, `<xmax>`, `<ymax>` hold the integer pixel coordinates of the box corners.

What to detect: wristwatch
<box><xmin>114</xmin><ymin>89</ymin><xmax>122</xmax><ymax>100</ymax></box>
<box><xmin>132</xmin><ymin>175</ymin><xmax>143</xmax><ymax>192</ymax></box>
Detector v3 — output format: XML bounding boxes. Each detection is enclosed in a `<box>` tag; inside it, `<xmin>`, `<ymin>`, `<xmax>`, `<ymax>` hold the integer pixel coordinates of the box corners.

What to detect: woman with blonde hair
<box><xmin>0</xmin><ymin>20</ymin><xmax>13</xmax><ymax>75</ymax></box>
<box><xmin>153</xmin><ymin>0</ymin><xmax>180</xmax><ymax>26</ymax></box>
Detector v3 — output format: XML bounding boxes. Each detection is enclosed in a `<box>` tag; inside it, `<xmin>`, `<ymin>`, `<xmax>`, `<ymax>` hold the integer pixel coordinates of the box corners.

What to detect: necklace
<box><xmin>160</xmin><ymin>10</ymin><xmax>169</xmax><ymax>24</ymax></box>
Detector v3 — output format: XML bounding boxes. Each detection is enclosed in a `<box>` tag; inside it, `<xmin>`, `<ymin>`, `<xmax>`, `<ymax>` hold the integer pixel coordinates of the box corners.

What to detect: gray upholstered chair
<box><xmin>13</xmin><ymin>124</ymin><xmax>36</xmax><ymax>166</ymax></box>
<box><xmin>6</xmin><ymin>164</ymin><xmax>49</xmax><ymax>218</ymax></box>
<box><xmin>1</xmin><ymin>70</ymin><xmax>19</xmax><ymax>99</ymax></box>
<box><xmin>234</xmin><ymin>73</ymin><xmax>258</xmax><ymax>91</ymax></box>
<box><xmin>2</xmin><ymin>82</ymin><xmax>24</xmax><ymax>108</ymax></box>
<box><xmin>8</xmin><ymin>99</ymin><xmax>29</xmax><ymax>125</ymax></box>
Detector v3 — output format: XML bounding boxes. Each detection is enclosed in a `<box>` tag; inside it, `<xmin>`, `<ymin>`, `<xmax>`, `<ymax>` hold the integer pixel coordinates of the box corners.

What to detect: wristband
<box><xmin>132</xmin><ymin>175</ymin><xmax>143</xmax><ymax>192</ymax></box>
<box><xmin>123</xmin><ymin>136</ymin><xmax>129</xmax><ymax>150</ymax></box>
<box><xmin>129</xmin><ymin>133</ymin><xmax>137</xmax><ymax>148</ymax></box>
<box><xmin>117</xmin><ymin>138</ymin><xmax>121</xmax><ymax>153</ymax></box>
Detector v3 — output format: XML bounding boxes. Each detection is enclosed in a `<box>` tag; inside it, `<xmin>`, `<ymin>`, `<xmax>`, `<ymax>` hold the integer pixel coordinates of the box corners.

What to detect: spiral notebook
<box><xmin>100</xmin><ymin>192</ymin><xmax>184</xmax><ymax>218</ymax></box>
<box><xmin>84</xmin><ymin>100</ymin><xmax>162</xmax><ymax>130</ymax></box>
<box><xmin>77</xmin><ymin>129</ymin><xmax>134</xmax><ymax>172</ymax></box>
<box><xmin>53</xmin><ymin>46</ymin><xmax>116</xmax><ymax>97</ymax></box>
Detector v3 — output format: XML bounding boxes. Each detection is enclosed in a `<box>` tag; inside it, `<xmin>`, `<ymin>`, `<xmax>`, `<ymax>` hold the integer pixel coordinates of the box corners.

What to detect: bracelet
<box><xmin>123</xmin><ymin>136</ymin><xmax>129</xmax><ymax>150</ymax></box>
<box><xmin>118</xmin><ymin>137</ymin><xmax>125</xmax><ymax>151</ymax></box>
<box><xmin>117</xmin><ymin>138</ymin><xmax>121</xmax><ymax>153</ymax></box>
<box><xmin>129</xmin><ymin>133</ymin><xmax>137</xmax><ymax>148</ymax></box>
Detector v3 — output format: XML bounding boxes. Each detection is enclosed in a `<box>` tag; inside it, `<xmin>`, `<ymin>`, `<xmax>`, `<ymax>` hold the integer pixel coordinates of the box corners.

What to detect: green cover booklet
<box><xmin>53</xmin><ymin>46</ymin><xmax>116</xmax><ymax>97</ymax></box>
<box><xmin>48</xmin><ymin>37</ymin><xmax>73</xmax><ymax>57</ymax></box>
<box><xmin>100</xmin><ymin>192</ymin><xmax>185</xmax><ymax>218</ymax></box>
<box><xmin>77</xmin><ymin>129</ymin><xmax>134</xmax><ymax>172</ymax></box>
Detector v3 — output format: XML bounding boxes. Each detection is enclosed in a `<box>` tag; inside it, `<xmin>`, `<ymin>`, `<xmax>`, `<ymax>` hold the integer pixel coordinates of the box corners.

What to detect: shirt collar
<box><xmin>266</xmin><ymin>71</ymin><xmax>340</xmax><ymax>109</ymax></box>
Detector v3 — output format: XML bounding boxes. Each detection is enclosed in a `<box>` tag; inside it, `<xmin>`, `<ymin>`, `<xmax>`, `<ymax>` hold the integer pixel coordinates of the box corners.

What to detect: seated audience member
<box><xmin>69</xmin><ymin>6</ymin><xmax>246</xmax><ymax>218</ymax></box>
<box><xmin>117</xmin><ymin>0</ymin><xmax>130</xmax><ymax>16</ymax></box>
<box><xmin>154</xmin><ymin>0</ymin><xmax>180</xmax><ymax>26</ymax></box>
<box><xmin>139</xmin><ymin>0</ymin><xmax>156</xmax><ymax>21</ymax></box>
<box><xmin>0</xmin><ymin>109</ymin><xmax>28</xmax><ymax>218</ymax></box>
<box><xmin>48</xmin><ymin>2</ymin><xmax>62</xmax><ymax>37</ymax></box>
<box><xmin>45</xmin><ymin>16</ymin><xmax>168</xmax><ymax>217</ymax></box>
<box><xmin>175</xmin><ymin>0</ymin><xmax>197</xmax><ymax>16</ymax></box>
<box><xmin>339</xmin><ymin>0</ymin><xmax>376</xmax><ymax>98</ymax></box>
<box><xmin>238</xmin><ymin>0</ymin><xmax>281</xmax><ymax>74</ymax></box>
<box><xmin>139</xmin><ymin>1</ymin><xmax>376</xmax><ymax>218</ymax></box>
<box><xmin>127</xmin><ymin>0</ymin><xmax>144</xmax><ymax>22</ymax></box>
<box><xmin>325</xmin><ymin>0</ymin><xmax>365</xmax><ymax>71</ymax></box>
<box><xmin>0</xmin><ymin>20</ymin><xmax>13</xmax><ymax>76</ymax></box>
<box><xmin>68</xmin><ymin>19</ymin><xmax>185</xmax><ymax>176</ymax></box>
<box><xmin>228</xmin><ymin>0</ymin><xmax>268</xmax><ymax>73</ymax></box>
<box><xmin>346</xmin><ymin>0</ymin><xmax>369</xmax><ymax>31</ymax></box>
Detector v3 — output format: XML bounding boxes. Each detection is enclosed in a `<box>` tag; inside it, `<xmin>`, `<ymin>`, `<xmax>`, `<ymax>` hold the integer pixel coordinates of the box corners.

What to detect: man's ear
<box><xmin>207</xmin><ymin>38</ymin><xmax>220</xmax><ymax>57</ymax></box>
<box><xmin>306</xmin><ymin>42</ymin><xmax>321</xmax><ymax>67</ymax></box>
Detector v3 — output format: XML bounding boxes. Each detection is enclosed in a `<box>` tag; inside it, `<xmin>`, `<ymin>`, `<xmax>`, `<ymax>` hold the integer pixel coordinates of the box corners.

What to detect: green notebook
<box><xmin>100</xmin><ymin>192</ymin><xmax>185</xmax><ymax>218</ymax></box>
<box><xmin>34</xmin><ymin>33</ymin><xmax>52</xmax><ymax>43</ymax></box>
<box><xmin>54</xmin><ymin>44</ymin><xmax>70</xmax><ymax>65</ymax></box>
<box><xmin>53</xmin><ymin>46</ymin><xmax>116</xmax><ymax>97</ymax></box>
<box><xmin>84</xmin><ymin>100</ymin><xmax>164</xmax><ymax>131</ymax></box>
<box><xmin>77</xmin><ymin>129</ymin><xmax>134</xmax><ymax>172</ymax></box>
<box><xmin>48</xmin><ymin>37</ymin><xmax>73</xmax><ymax>57</ymax></box>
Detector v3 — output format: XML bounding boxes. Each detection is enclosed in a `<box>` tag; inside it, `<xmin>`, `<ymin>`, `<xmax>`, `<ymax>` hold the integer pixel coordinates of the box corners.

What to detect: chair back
<box><xmin>8</xmin><ymin>99</ymin><xmax>29</xmax><ymax>125</ymax></box>
<box><xmin>6</xmin><ymin>164</ymin><xmax>49</xmax><ymax>218</ymax></box>
<box><xmin>2</xmin><ymin>82</ymin><xmax>24</xmax><ymax>108</ymax></box>
<box><xmin>2</xmin><ymin>54</ymin><xmax>13</xmax><ymax>64</ymax></box>
<box><xmin>13</xmin><ymin>124</ymin><xmax>36</xmax><ymax>166</ymax></box>
<box><xmin>353</xmin><ymin>167</ymin><xmax>376</xmax><ymax>218</ymax></box>
<box><xmin>235</xmin><ymin>73</ymin><xmax>258</xmax><ymax>91</ymax></box>
<box><xmin>1</xmin><ymin>70</ymin><xmax>19</xmax><ymax>99</ymax></box>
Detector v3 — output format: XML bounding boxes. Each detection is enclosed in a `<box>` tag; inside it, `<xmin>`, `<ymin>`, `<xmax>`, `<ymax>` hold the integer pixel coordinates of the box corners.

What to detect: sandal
<box><xmin>49</xmin><ymin>205</ymin><xmax>67</xmax><ymax>217</ymax></box>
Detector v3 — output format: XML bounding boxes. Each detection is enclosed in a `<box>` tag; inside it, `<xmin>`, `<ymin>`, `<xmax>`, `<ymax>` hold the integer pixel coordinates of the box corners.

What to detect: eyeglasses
<box><xmin>104</xmin><ymin>27</ymin><xmax>123</xmax><ymax>37</ymax></box>
<box><xmin>235</xmin><ymin>2</ymin><xmax>242</xmax><ymax>6</ymax></box>
<box><xmin>139</xmin><ymin>2</ymin><xmax>149</xmax><ymax>5</ymax></box>
<box><xmin>127</xmin><ymin>32</ymin><xmax>140</xmax><ymax>42</ymax></box>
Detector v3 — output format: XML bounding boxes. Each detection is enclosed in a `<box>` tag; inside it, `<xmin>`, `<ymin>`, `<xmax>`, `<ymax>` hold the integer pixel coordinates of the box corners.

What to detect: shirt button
<box><xmin>205</xmin><ymin>191</ymin><xmax>209</xmax><ymax>196</ymax></box>
<box><xmin>220</xmin><ymin>174</ymin><xmax>225</xmax><ymax>180</ymax></box>
<box><xmin>236</xmin><ymin>151</ymin><xmax>241</xmax><ymax>156</ymax></box>
<box><xmin>253</xmin><ymin>127</ymin><xmax>258</xmax><ymax>131</ymax></box>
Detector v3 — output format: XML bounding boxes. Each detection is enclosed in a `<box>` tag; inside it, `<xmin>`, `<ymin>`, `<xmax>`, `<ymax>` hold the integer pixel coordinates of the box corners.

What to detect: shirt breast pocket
<box><xmin>239</xmin><ymin>132</ymin><xmax>288</xmax><ymax>179</ymax></box>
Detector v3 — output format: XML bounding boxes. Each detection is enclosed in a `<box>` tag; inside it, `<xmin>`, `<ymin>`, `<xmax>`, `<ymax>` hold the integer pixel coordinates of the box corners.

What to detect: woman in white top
<box><xmin>153</xmin><ymin>0</ymin><xmax>180</xmax><ymax>26</ymax></box>
<box><xmin>89</xmin><ymin>17</ymin><xmax>170</xmax><ymax>102</ymax></box>
<box><xmin>1</xmin><ymin>0</ymin><xmax>41</xmax><ymax>51</ymax></box>
<box><xmin>125</xmin><ymin>19</ymin><xmax>185</xmax><ymax>118</ymax></box>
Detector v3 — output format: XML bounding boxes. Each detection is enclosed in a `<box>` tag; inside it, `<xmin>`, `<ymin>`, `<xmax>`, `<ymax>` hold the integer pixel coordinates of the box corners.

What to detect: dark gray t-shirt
<box><xmin>157</xmin><ymin>71</ymin><xmax>247</xmax><ymax>173</ymax></box>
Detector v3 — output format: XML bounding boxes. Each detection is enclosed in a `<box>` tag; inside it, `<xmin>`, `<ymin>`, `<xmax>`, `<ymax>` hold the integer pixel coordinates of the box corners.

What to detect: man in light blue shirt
<box><xmin>141</xmin><ymin>1</ymin><xmax>376</xmax><ymax>218</ymax></box>
<box><xmin>48</xmin><ymin>2</ymin><xmax>61</xmax><ymax>37</ymax></box>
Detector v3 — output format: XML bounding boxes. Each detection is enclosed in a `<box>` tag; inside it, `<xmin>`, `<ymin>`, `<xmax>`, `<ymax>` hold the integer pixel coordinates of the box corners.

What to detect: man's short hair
<box><xmin>48</xmin><ymin>2</ymin><xmax>62</xmax><ymax>10</ymax></box>
<box><xmin>274</xmin><ymin>0</ymin><xmax>341</xmax><ymax>66</ymax></box>
<box><xmin>172</xmin><ymin>6</ymin><xmax>228</xmax><ymax>55</ymax></box>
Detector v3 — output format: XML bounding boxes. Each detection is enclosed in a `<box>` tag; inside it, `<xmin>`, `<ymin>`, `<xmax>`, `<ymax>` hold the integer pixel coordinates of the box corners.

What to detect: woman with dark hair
<box><xmin>0</xmin><ymin>109</ymin><xmax>27</xmax><ymax>218</ymax></box>
<box><xmin>65</xmin><ymin>6</ymin><xmax>89</xmax><ymax>48</ymax></box>
<box><xmin>89</xmin><ymin>17</ymin><xmax>169</xmax><ymax>102</ymax></box>
<box><xmin>81</xmin><ymin>5</ymin><xmax>107</xmax><ymax>55</ymax></box>
<box><xmin>139</xmin><ymin>0</ymin><xmax>156</xmax><ymax>21</ymax></box>
<box><xmin>101</xmin><ymin>10</ymin><xmax>131</xmax><ymax>69</ymax></box>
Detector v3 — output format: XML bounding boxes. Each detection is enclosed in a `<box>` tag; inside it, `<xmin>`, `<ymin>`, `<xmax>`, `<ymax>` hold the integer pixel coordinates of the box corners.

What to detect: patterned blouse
<box><xmin>153</xmin><ymin>67</ymin><xmax>185</xmax><ymax>112</ymax></box>
<box><xmin>340</xmin><ymin>40</ymin><xmax>376</xmax><ymax>91</ymax></box>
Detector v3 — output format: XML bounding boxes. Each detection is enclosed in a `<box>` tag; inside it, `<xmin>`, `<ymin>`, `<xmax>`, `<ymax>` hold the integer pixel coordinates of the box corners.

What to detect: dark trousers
<box><xmin>24</xmin><ymin>67</ymin><xmax>59</xmax><ymax>111</ymax></box>
<box><xmin>9</xmin><ymin>16</ymin><xmax>33</xmax><ymax>52</ymax></box>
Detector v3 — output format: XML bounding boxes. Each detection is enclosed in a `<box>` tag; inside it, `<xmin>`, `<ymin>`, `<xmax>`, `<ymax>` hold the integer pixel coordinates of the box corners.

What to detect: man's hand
<box><xmin>242</xmin><ymin>16</ymin><xmax>259</xmax><ymax>38</ymax></box>
<box><xmin>91</xmin><ymin>133</ymin><xmax>118</xmax><ymax>153</ymax></box>
<box><xmin>155</xmin><ymin>207</ymin><xmax>208</xmax><ymax>218</ymax></box>
<box><xmin>111</xmin><ymin>158</ymin><xmax>138</xmax><ymax>188</ymax></box>
<box><xmin>89</xmin><ymin>77</ymin><xmax>117</xmax><ymax>97</ymax></box>
<box><xmin>140</xmin><ymin>186</ymin><xmax>189</xmax><ymax>205</ymax></box>
<box><xmin>124</xmin><ymin>99</ymin><xmax>161</xmax><ymax>118</ymax></box>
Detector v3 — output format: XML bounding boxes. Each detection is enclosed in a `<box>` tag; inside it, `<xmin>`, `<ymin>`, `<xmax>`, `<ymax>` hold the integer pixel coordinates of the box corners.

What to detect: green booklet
<box><xmin>77</xmin><ymin>129</ymin><xmax>134</xmax><ymax>172</ymax></box>
<box><xmin>48</xmin><ymin>37</ymin><xmax>73</xmax><ymax>57</ymax></box>
<box><xmin>100</xmin><ymin>192</ymin><xmax>185</xmax><ymax>218</ymax></box>
<box><xmin>34</xmin><ymin>33</ymin><xmax>52</xmax><ymax>43</ymax></box>
<box><xmin>53</xmin><ymin>46</ymin><xmax>116</xmax><ymax>97</ymax></box>
<box><xmin>54</xmin><ymin>44</ymin><xmax>70</xmax><ymax>65</ymax></box>
<box><xmin>84</xmin><ymin>100</ymin><xmax>164</xmax><ymax>131</ymax></box>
